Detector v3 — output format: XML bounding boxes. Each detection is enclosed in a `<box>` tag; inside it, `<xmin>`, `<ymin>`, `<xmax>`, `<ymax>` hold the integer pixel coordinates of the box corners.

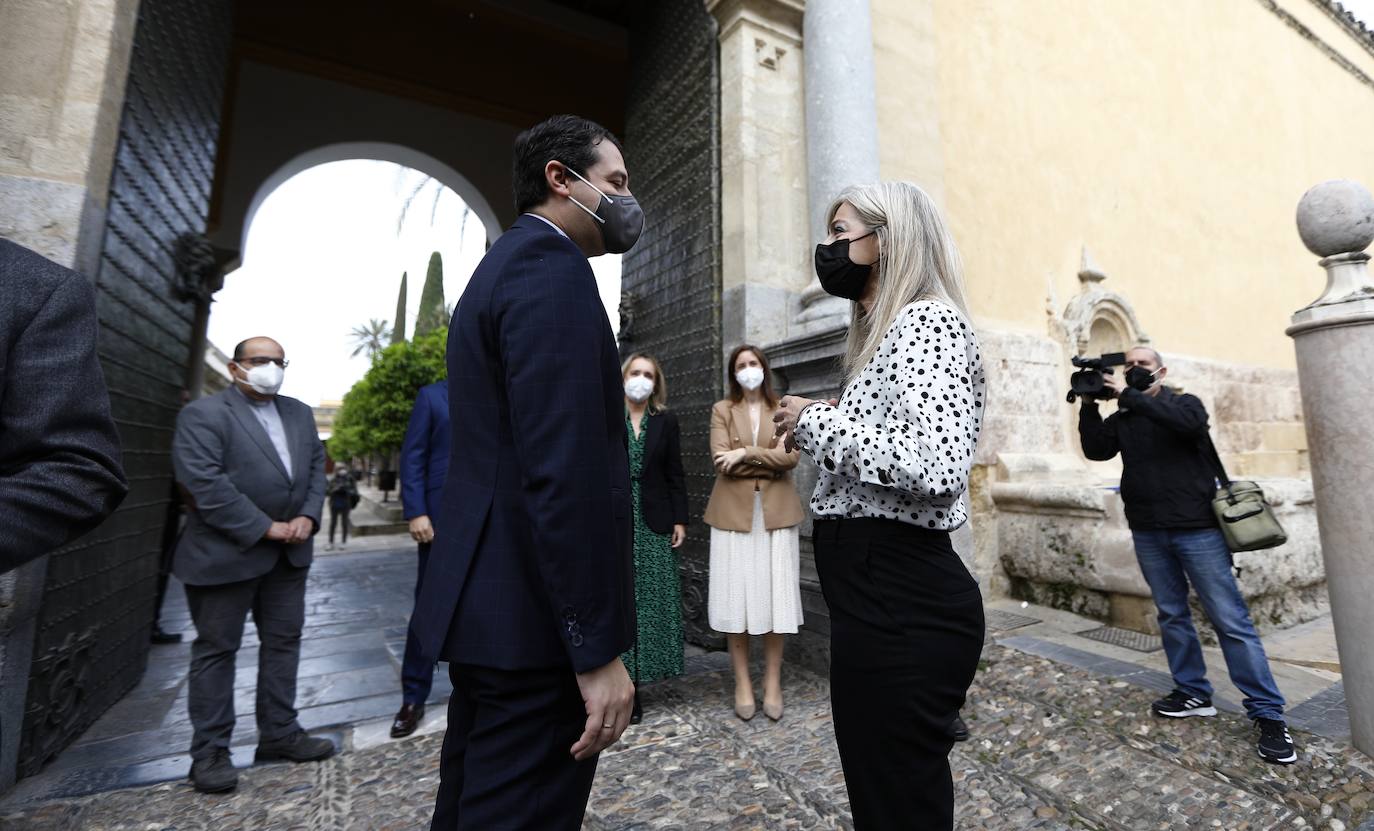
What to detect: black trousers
<box><xmin>183</xmin><ymin>554</ymin><xmax>308</xmax><ymax>760</ymax></box>
<box><xmin>430</xmin><ymin>663</ymin><xmax>598</xmax><ymax>831</ymax></box>
<box><xmin>814</xmin><ymin>517</ymin><xmax>985</xmax><ymax>831</ymax></box>
<box><xmin>329</xmin><ymin>504</ymin><xmax>350</xmax><ymax>543</ymax></box>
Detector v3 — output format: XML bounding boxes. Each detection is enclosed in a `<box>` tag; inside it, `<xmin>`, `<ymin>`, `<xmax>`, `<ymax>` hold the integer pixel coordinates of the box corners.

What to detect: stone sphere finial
<box><xmin>1296</xmin><ymin>180</ymin><xmax>1374</xmax><ymax>257</ymax></box>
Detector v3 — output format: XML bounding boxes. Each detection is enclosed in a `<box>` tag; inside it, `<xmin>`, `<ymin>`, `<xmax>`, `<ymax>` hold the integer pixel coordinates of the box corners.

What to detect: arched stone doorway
<box><xmin>16</xmin><ymin>0</ymin><xmax>723</xmax><ymax>780</ymax></box>
<box><xmin>240</xmin><ymin>143</ymin><xmax>501</xmax><ymax>256</ymax></box>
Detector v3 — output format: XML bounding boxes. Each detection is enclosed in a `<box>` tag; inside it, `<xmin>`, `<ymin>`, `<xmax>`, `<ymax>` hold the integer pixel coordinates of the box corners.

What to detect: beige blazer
<box><xmin>702</xmin><ymin>399</ymin><xmax>804</xmax><ymax>532</ymax></box>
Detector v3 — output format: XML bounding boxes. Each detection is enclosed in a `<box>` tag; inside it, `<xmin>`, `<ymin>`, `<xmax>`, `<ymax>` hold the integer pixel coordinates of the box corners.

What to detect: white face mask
<box><xmin>735</xmin><ymin>366</ymin><xmax>765</xmax><ymax>391</ymax></box>
<box><xmin>241</xmin><ymin>362</ymin><xmax>285</xmax><ymax>396</ymax></box>
<box><xmin>624</xmin><ymin>375</ymin><xmax>654</xmax><ymax>403</ymax></box>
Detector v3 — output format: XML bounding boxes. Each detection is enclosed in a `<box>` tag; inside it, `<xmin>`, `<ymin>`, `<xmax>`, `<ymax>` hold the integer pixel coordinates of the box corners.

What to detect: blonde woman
<box><xmin>772</xmin><ymin>183</ymin><xmax>986</xmax><ymax>830</ymax></box>
<box><xmin>620</xmin><ymin>354</ymin><xmax>688</xmax><ymax>724</ymax></box>
<box><xmin>704</xmin><ymin>345</ymin><xmax>803</xmax><ymax>722</ymax></box>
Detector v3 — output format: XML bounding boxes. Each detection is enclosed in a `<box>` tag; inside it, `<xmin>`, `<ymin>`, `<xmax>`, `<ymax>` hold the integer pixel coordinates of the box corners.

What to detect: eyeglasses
<box><xmin>238</xmin><ymin>357</ymin><xmax>289</xmax><ymax>369</ymax></box>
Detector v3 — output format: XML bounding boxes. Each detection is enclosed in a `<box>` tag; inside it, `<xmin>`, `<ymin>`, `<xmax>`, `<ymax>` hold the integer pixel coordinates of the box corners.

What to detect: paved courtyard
<box><xmin>1</xmin><ymin>540</ymin><xmax>1370</xmax><ymax>830</ymax></box>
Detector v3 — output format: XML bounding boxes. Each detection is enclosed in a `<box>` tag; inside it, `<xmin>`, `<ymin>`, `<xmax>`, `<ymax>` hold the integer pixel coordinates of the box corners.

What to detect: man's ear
<box><xmin>545</xmin><ymin>160</ymin><xmax>571</xmax><ymax>198</ymax></box>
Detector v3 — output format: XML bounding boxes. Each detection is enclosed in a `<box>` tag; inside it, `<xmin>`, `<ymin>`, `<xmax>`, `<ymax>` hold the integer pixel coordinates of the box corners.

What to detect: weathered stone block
<box><xmin>1260</xmin><ymin>422</ymin><xmax>1309</xmax><ymax>452</ymax></box>
<box><xmin>1236</xmin><ymin>450</ymin><xmax>1302</xmax><ymax>478</ymax></box>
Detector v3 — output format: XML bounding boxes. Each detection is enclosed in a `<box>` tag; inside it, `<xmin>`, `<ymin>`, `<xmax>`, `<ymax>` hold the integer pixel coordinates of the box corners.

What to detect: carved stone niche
<box><xmin>1061</xmin><ymin>248</ymin><xmax>1150</xmax><ymax>357</ymax></box>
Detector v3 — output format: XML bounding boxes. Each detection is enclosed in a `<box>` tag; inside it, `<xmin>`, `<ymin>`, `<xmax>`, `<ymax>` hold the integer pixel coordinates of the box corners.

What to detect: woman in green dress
<box><xmin>620</xmin><ymin>353</ymin><xmax>689</xmax><ymax>724</ymax></box>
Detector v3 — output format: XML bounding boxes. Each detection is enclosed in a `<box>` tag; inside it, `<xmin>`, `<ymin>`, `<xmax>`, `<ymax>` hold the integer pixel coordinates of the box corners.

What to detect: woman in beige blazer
<box><xmin>704</xmin><ymin>344</ymin><xmax>804</xmax><ymax>722</ymax></box>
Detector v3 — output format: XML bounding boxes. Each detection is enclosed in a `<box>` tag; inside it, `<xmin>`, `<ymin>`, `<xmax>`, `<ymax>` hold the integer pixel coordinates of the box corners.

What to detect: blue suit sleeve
<box><xmin>495</xmin><ymin>238</ymin><xmax>627</xmax><ymax>673</ymax></box>
<box><xmin>399</xmin><ymin>388</ymin><xmax>432</xmax><ymax>520</ymax></box>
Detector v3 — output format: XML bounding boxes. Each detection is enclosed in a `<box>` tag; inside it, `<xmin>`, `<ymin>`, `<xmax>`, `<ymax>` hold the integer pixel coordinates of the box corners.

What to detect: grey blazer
<box><xmin>171</xmin><ymin>387</ymin><xmax>326</xmax><ymax>586</ymax></box>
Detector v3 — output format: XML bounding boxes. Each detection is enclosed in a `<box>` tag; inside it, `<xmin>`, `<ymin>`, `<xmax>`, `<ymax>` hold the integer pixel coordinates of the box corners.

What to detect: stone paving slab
<box><xmin>5</xmin><ymin>642</ymin><xmax>1371</xmax><ymax>830</ymax></box>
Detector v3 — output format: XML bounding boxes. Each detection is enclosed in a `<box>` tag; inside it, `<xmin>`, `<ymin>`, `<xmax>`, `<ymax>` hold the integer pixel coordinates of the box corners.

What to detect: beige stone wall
<box><xmin>872</xmin><ymin>0</ymin><xmax>1374</xmax><ymax>371</ymax></box>
<box><xmin>0</xmin><ymin>0</ymin><xmax>138</xmax><ymax>268</ymax></box>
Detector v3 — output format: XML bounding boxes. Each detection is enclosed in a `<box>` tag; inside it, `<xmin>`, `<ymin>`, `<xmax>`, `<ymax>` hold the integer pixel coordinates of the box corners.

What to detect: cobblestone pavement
<box><xmin>5</xmin><ymin>641</ymin><xmax>1372</xmax><ymax>830</ymax></box>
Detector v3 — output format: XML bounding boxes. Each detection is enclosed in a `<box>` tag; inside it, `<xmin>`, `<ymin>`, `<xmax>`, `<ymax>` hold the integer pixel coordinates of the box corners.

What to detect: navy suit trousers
<box><xmin>402</xmin><ymin>543</ymin><xmax>436</xmax><ymax>705</ymax></box>
<box><xmin>429</xmin><ymin>663</ymin><xmax>597</xmax><ymax>830</ymax></box>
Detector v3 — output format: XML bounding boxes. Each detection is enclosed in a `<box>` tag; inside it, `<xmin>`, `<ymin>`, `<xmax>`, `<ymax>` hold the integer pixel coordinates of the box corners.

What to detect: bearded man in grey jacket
<box><xmin>172</xmin><ymin>335</ymin><xmax>332</xmax><ymax>793</ymax></box>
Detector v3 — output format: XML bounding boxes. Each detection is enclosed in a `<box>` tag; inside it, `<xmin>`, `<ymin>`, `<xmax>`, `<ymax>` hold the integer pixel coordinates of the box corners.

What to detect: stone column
<box><xmin>1288</xmin><ymin>180</ymin><xmax>1374</xmax><ymax>757</ymax></box>
<box><xmin>706</xmin><ymin>0</ymin><xmax>811</xmax><ymax>358</ymax></box>
<box><xmin>796</xmin><ymin>0</ymin><xmax>881</xmax><ymax>332</ymax></box>
<box><xmin>0</xmin><ymin>0</ymin><xmax>139</xmax><ymax>273</ymax></box>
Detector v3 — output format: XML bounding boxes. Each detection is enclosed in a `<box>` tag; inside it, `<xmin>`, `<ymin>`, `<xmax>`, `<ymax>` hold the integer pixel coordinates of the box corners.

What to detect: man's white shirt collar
<box><xmin>524</xmin><ymin>212</ymin><xmax>568</xmax><ymax>239</ymax></box>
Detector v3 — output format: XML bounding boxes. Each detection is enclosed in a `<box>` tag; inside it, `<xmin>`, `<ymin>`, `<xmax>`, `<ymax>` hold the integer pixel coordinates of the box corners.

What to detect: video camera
<box><xmin>1066</xmin><ymin>353</ymin><xmax>1126</xmax><ymax>403</ymax></box>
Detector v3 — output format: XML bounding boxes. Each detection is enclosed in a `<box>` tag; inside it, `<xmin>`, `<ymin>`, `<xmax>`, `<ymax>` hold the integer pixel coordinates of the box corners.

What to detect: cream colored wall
<box><xmin>872</xmin><ymin>0</ymin><xmax>1374</xmax><ymax>369</ymax></box>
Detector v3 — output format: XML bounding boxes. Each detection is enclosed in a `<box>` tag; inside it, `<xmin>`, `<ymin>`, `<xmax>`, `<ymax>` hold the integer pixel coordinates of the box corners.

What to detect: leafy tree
<box><xmin>349</xmin><ymin>318</ymin><xmax>391</xmax><ymax>359</ymax></box>
<box><xmin>329</xmin><ymin>326</ymin><xmax>447</xmax><ymax>461</ymax></box>
<box><xmin>415</xmin><ymin>252</ymin><xmax>447</xmax><ymax>337</ymax></box>
<box><xmin>391</xmin><ymin>272</ymin><xmax>407</xmax><ymax>345</ymax></box>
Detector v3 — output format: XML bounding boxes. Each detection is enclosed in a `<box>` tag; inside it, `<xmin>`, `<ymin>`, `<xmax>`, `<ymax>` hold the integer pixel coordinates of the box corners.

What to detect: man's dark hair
<box><xmin>232</xmin><ymin>339</ymin><xmax>250</xmax><ymax>361</ymax></box>
<box><xmin>512</xmin><ymin>114</ymin><xmax>623</xmax><ymax>215</ymax></box>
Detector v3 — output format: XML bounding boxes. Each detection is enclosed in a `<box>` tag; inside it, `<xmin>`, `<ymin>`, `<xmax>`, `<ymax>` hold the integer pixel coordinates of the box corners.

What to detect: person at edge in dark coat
<box><xmin>0</xmin><ymin>238</ymin><xmax>127</xmax><ymax>572</ymax></box>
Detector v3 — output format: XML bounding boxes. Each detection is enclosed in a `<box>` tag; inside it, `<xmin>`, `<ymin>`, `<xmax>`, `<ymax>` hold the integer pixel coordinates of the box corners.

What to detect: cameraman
<box><xmin>1078</xmin><ymin>346</ymin><xmax>1295</xmax><ymax>765</ymax></box>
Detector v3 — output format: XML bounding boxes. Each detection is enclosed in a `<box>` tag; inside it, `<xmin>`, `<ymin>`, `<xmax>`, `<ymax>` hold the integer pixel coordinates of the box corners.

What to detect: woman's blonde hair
<box><xmin>621</xmin><ymin>353</ymin><xmax>668</xmax><ymax>413</ymax></box>
<box><xmin>826</xmin><ymin>182</ymin><xmax>970</xmax><ymax>383</ymax></box>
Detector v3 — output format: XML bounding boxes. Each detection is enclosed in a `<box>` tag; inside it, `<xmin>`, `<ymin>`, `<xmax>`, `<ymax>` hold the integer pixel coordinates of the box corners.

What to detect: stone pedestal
<box><xmin>1289</xmin><ymin>180</ymin><xmax>1374</xmax><ymax>757</ymax></box>
<box><xmin>706</xmin><ymin>0</ymin><xmax>812</xmax><ymax>356</ymax></box>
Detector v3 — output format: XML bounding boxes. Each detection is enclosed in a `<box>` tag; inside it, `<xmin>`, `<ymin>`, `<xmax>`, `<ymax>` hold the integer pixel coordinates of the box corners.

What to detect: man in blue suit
<box><xmin>393</xmin><ymin>379</ymin><xmax>449</xmax><ymax>738</ymax></box>
<box><xmin>411</xmin><ymin>114</ymin><xmax>644</xmax><ymax>831</ymax></box>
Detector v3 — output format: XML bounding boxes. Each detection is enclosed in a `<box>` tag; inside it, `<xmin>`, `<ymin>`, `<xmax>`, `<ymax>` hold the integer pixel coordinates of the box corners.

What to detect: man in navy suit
<box><xmin>411</xmin><ymin>114</ymin><xmax>644</xmax><ymax>831</ymax></box>
<box><xmin>392</xmin><ymin>379</ymin><xmax>449</xmax><ymax>738</ymax></box>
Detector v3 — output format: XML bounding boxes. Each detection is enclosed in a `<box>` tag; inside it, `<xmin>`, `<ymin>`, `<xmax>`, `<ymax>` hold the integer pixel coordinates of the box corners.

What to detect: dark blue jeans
<box><xmin>1131</xmin><ymin>527</ymin><xmax>1285</xmax><ymax>721</ymax></box>
<box><xmin>402</xmin><ymin>543</ymin><xmax>436</xmax><ymax>705</ymax></box>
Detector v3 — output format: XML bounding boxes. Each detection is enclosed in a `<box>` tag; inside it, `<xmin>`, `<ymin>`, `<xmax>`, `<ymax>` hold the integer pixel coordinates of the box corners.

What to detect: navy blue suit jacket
<box><xmin>400</xmin><ymin>380</ymin><xmax>450</xmax><ymax>521</ymax></box>
<box><xmin>411</xmin><ymin>215</ymin><xmax>635</xmax><ymax>674</ymax></box>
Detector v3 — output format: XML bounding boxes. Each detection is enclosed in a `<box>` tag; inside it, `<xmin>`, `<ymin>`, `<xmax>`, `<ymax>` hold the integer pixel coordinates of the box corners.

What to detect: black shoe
<box><xmin>190</xmin><ymin>748</ymin><xmax>238</xmax><ymax>793</ymax></box>
<box><xmin>1256</xmin><ymin>718</ymin><xmax>1297</xmax><ymax>764</ymax></box>
<box><xmin>390</xmin><ymin>702</ymin><xmax>425</xmax><ymax>738</ymax></box>
<box><xmin>630</xmin><ymin>692</ymin><xmax>643</xmax><ymax>725</ymax></box>
<box><xmin>1151</xmin><ymin>690</ymin><xmax>1218</xmax><ymax>718</ymax></box>
<box><xmin>949</xmin><ymin>714</ymin><xmax>970</xmax><ymax>743</ymax></box>
<box><xmin>151</xmin><ymin>626</ymin><xmax>182</xmax><ymax>644</ymax></box>
<box><xmin>254</xmin><ymin>729</ymin><xmax>335</xmax><ymax>763</ymax></box>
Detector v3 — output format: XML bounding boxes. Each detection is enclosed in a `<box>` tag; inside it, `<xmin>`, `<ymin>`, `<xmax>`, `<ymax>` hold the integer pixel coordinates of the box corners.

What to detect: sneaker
<box><xmin>1256</xmin><ymin>718</ymin><xmax>1298</xmax><ymax>764</ymax></box>
<box><xmin>190</xmin><ymin>748</ymin><xmax>238</xmax><ymax>793</ymax></box>
<box><xmin>255</xmin><ymin>729</ymin><xmax>336</xmax><ymax>763</ymax></box>
<box><xmin>1151</xmin><ymin>690</ymin><xmax>1218</xmax><ymax>718</ymax></box>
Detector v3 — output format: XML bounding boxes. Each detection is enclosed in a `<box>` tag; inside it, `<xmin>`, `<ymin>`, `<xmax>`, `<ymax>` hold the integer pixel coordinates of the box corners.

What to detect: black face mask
<box><xmin>814</xmin><ymin>231</ymin><xmax>876</xmax><ymax>300</ymax></box>
<box><xmin>1125</xmin><ymin>366</ymin><xmax>1159</xmax><ymax>392</ymax></box>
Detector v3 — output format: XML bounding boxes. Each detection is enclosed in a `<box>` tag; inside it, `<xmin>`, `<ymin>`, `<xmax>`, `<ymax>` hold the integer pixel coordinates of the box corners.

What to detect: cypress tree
<box><xmin>415</xmin><ymin>251</ymin><xmax>447</xmax><ymax>336</ymax></box>
<box><xmin>391</xmin><ymin>272</ymin><xmax>407</xmax><ymax>345</ymax></box>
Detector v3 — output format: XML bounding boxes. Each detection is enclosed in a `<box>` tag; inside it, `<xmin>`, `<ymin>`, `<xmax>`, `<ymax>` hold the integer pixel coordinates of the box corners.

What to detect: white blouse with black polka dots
<box><xmin>793</xmin><ymin>299</ymin><xmax>986</xmax><ymax>531</ymax></box>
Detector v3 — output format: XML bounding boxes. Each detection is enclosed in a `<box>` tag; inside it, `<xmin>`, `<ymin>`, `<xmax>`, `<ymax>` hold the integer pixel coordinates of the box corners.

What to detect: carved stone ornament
<box><xmin>172</xmin><ymin>232</ymin><xmax>223</xmax><ymax>302</ymax></box>
<box><xmin>1059</xmin><ymin>247</ymin><xmax>1150</xmax><ymax>355</ymax></box>
<box><xmin>617</xmin><ymin>289</ymin><xmax>638</xmax><ymax>345</ymax></box>
<box><xmin>18</xmin><ymin>627</ymin><xmax>98</xmax><ymax>776</ymax></box>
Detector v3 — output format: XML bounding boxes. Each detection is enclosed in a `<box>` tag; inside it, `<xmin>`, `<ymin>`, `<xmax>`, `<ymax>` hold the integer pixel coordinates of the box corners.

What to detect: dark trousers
<box><xmin>430</xmin><ymin>663</ymin><xmax>598</xmax><ymax>831</ymax></box>
<box><xmin>813</xmin><ymin>517</ymin><xmax>985</xmax><ymax>831</ymax></box>
<box><xmin>184</xmin><ymin>554</ymin><xmax>308</xmax><ymax>760</ymax></box>
<box><xmin>401</xmin><ymin>543</ymin><xmax>436</xmax><ymax>705</ymax></box>
<box><xmin>329</xmin><ymin>504</ymin><xmax>350</xmax><ymax>543</ymax></box>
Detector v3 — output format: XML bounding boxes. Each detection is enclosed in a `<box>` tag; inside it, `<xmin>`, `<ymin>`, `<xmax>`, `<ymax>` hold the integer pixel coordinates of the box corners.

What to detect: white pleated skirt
<box><xmin>708</xmin><ymin>493</ymin><xmax>803</xmax><ymax>635</ymax></box>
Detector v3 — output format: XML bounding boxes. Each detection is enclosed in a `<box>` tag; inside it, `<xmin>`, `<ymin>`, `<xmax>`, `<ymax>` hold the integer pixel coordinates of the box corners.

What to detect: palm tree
<box><xmin>395</xmin><ymin>169</ymin><xmax>473</xmax><ymax>244</ymax></box>
<box><xmin>349</xmin><ymin>318</ymin><xmax>391</xmax><ymax>359</ymax></box>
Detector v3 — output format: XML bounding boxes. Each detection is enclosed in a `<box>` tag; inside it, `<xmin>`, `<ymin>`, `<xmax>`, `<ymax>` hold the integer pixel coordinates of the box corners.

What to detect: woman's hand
<box><xmin>671</xmin><ymin>524</ymin><xmax>686</xmax><ymax>548</ymax></box>
<box><xmin>773</xmin><ymin>396</ymin><xmax>822</xmax><ymax>452</ymax></box>
<box><xmin>713</xmin><ymin>447</ymin><xmax>747</xmax><ymax>474</ymax></box>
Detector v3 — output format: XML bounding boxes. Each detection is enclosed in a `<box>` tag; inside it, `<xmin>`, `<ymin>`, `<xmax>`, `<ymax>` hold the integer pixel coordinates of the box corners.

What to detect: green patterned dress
<box><xmin>620</xmin><ymin>410</ymin><xmax>684</xmax><ymax>684</ymax></box>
